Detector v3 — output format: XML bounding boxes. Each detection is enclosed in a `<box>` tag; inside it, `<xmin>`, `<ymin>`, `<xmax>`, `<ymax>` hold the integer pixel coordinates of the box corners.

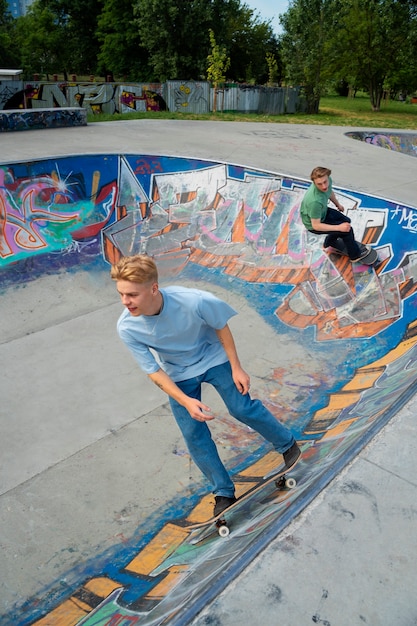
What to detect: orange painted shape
<box><xmin>125</xmin><ymin>523</ymin><xmax>189</xmax><ymax>575</ymax></box>
<box><xmin>238</xmin><ymin>450</ymin><xmax>283</xmax><ymax>477</ymax></box>
<box><xmin>343</xmin><ymin>368</ymin><xmax>383</xmax><ymax>391</ymax></box>
<box><xmin>274</xmin><ymin>220</ymin><xmax>289</xmax><ymax>255</ymax></box>
<box><xmin>231</xmin><ymin>205</ymin><xmax>245</xmax><ymax>242</ymax></box>
<box><xmin>321</xmin><ymin>417</ymin><xmax>358</xmax><ymax>439</ymax></box>
<box><xmin>185</xmin><ymin>494</ymin><xmax>215</xmax><ymax>523</ymax></box>
<box><xmin>84</xmin><ymin>576</ymin><xmax>122</xmax><ymax>597</ymax></box>
<box><xmin>362</xmin><ymin>227</ymin><xmax>377</xmax><ymax>244</ymax></box>
<box><xmin>31</xmin><ymin>598</ymin><xmax>87</xmax><ymax>625</ymax></box>
<box><xmin>324</xmin><ymin>391</ymin><xmax>361</xmax><ymax>411</ymax></box>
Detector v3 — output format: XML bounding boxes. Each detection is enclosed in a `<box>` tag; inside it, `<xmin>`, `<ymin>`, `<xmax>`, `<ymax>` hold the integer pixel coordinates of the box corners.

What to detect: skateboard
<box><xmin>324</xmin><ymin>239</ymin><xmax>378</xmax><ymax>265</ymax></box>
<box><xmin>185</xmin><ymin>455</ymin><xmax>301</xmax><ymax>538</ymax></box>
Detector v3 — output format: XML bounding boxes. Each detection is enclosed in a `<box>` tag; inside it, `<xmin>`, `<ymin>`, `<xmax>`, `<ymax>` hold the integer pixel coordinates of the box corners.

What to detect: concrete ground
<box><xmin>1</xmin><ymin>120</ymin><xmax>417</xmax><ymax>626</ymax></box>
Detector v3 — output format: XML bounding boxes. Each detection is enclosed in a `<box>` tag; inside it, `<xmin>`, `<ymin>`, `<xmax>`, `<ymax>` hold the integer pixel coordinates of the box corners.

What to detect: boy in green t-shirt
<box><xmin>300</xmin><ymin>166</ymin><xmax>370</xmax><ymax>261</ymax></box>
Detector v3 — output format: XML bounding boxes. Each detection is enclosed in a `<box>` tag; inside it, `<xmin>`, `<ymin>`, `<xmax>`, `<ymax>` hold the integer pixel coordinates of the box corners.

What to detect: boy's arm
<box><xmin>148</xmin><ymin>368</ymin><xmax>214</xmax><ymax>421</ymax></box>
<box><xmin>311</xmin><ymin>217</ymin><xmax>351</xmax><ymax>233</ymax></box>
<box><xmin>215</xmin><ymin>324</ymin><xmax>250</xmax><ymax>394</ymax></box>
<box><xmin>329</xmin><ymin>190</ymin><xmax>345</xmax><ymax>212</ymax></box>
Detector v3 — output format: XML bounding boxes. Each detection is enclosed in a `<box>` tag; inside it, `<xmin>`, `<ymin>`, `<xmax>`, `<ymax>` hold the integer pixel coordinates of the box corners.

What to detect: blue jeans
<box><xmin>169</xmin><ymin>361</ymin><xmax>295</xmax><ymax>498</ymax></box>
<box><xmin>309</xmin><ymin>207</ymin><xmax>361</xmax><ymax>259</ymax></box>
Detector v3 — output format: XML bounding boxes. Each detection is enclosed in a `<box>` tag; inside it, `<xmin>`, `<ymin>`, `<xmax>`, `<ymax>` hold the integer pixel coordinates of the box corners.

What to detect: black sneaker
<box><xmin>214</xmin><ymin>495</ymin><xmax>237</xmax><ymax>517</ymax></box>
<box><xmin>283</xmin><ymin>442</ymin><xmax>301</xmax><ymax>470</ymax></box>
<box><xmin>351</xmin><ymin>243</ymin><xmax>371</xmax><ymax>262</ymax></box>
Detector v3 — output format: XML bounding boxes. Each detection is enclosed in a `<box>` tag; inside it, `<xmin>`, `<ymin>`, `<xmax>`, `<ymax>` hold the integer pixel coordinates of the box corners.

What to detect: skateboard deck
<box><xmin>185</xmin><ymin>454</ymin><xmax>301</xmax><ymax>538</ymax></box>
<box><xmin>325</xmin><ymin>239</ymin><xmax>378</xmax><ymax>265</ymax></box>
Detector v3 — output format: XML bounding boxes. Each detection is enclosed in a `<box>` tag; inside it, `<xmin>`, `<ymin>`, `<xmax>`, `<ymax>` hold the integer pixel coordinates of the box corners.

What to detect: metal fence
<box><xmin>0</xmin><ymin>79</ymin><xmax>304</xmax><ymax>115</ymax></box>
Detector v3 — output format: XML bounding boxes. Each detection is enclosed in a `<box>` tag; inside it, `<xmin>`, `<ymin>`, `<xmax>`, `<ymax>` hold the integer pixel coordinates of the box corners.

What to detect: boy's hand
<box><xmin>185</xmin><ymin>398</ymin><xmax>215</xmax><ymax>422</ymax></box>
<box><xmin>232</xmin><ymin>365</ymin><xmax>251</xmax><ymax>395</ymax></box>
<box><xmin>338</xmin><ymin>222</ymin><xmax>351</xmax><ymax>232</ymax></box>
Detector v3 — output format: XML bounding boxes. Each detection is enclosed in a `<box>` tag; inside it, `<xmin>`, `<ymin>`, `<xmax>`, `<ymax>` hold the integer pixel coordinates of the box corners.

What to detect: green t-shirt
<box><xmin>300</xmin><ymin>176</ymin><xmax>333</xmax><ymax>230</ymax></box>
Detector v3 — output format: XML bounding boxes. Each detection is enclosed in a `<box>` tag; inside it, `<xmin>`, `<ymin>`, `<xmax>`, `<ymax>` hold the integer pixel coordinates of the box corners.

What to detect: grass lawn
<box><xmin>88</xmin><ymin>93</ymin><xmax>417</xmax><ymax>130</ymax></box>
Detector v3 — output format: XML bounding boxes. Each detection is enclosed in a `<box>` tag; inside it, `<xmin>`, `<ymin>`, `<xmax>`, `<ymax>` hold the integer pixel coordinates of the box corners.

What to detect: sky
<box><xmin>244</xmin><ymin>0</ymin><xmax>290</xmax><ymax>34</ymax></box>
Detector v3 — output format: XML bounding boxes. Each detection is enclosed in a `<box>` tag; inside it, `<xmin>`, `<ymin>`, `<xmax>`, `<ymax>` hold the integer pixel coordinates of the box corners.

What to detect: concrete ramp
<box><xmin>1</xmin><ymin>150</ymin><xmax>417</xmax><ymax>625</ymax></box>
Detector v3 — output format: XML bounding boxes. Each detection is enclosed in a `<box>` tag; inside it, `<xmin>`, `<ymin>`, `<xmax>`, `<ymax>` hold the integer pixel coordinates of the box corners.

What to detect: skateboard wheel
<box><xmin>275</xmin><ymin>476</ymin><xmax>286</xmax><ymax>489</ymax></box>
<box><xmin>218</xmin><ymin>524</ymin><xmax>230</xmax><ymax>538</ymax></box>
<box><xmin>285</xmin><ymin>477</ymin><xmax>297</xmax><ymax>489</ymax></box>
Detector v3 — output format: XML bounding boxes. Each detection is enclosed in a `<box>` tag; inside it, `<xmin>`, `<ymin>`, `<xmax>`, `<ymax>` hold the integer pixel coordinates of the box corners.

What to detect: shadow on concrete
<box><xmin>1</xmin><ymin>153</ymin><xmax>417</xmax><ymax>625</ymax></box>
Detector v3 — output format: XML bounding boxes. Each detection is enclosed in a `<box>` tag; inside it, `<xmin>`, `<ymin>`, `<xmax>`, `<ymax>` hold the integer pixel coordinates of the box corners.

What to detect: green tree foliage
<box><xmin>280</xmin><ymin>0</ymin><xmax>417</xmax><ymax>112</ymax></box>
<box><xmin>97</xmin><ymin>0</ymin><xmax>150</xmax><ymax>80</ymax></box>
<box><xmin>15</xmin><ymin>0</ymin><xmax>101</xmax><ymax>78</ymax></box>
<box><xmin>266</xmin><ymin>52</ymin><xmax>279</xmax><ymax>86</ymax></box>
<box><xmin>280</xmin><ymin>0</ymin><xmax>337</xmax><ymax>113</ymax></box>
<box><xmin>15</xmin><ymin>1</ymin><xmax>70</xmax><ymax>78</ymax></box>
<box><xmin>134</xmin><ymin>0</ymin><xmax>212</xmax><ymax>80</ymax></box>
<box><xmin>133</xmin><ymin>0</ymin><xmax>277</xmax><ymax>83</ymax></box>
<box><xmin>0</xmin><ymin>0</ymin><xmax>19</xmax><ymax>68</ymax></box>
<box><xmin>207</xmin><ymin>28</ymin><xmax>230</xmax><ymax>111</ymax></box>
<box><xmin>331</xmin><ymin>0</ymin><xmax>415</xmax><ymax>110</ymax></box>
<box><xmin>10</xmin><ymin>0</ymin><xmax>280</xmax><ymax>84</ymax></box>
<box><xmin>221</xmin><ymin>3</ymin><xmax>279</xmax><ymax>83</ymax></box>
<box><xmin>62</xmin><ymin>0</ymin><xmax>103</xmax><ymax>75</ymax></box>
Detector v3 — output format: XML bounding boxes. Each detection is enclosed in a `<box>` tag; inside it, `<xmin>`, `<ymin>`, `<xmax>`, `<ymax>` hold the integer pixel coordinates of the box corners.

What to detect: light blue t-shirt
<box><xmin>117</xmin><ymin>286</ymin><xmax>237</xmax><ymax>382</ymax></box>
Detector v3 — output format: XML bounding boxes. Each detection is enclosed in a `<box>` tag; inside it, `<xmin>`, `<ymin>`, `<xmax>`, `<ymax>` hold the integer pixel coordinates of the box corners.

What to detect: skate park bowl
<box><xmin>2</xmin><ymin>151</ymin><xmax>417</xmax><ymax>625</ymax></box>
<box><xmin>346</xmin><ymin>129</ymin><xmax>417</xmax><ymax>157</ymax></box>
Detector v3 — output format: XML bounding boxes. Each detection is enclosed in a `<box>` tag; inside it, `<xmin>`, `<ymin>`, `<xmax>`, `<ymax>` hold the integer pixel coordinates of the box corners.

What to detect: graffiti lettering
<box><xmin>391</xmin><ymin>205</ymin><xmax>417</xmax><ymax>232</ymax></box>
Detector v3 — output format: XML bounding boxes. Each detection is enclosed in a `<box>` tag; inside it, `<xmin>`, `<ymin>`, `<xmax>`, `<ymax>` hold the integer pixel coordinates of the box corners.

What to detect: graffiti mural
<box><xmin>0</xmin><ymin>107</ymin><xmax>87</xmax><ymax>132</ymax></box>
<box><xmin>346</xmin><ymin>131</ymin><xmax>417</xmax><ymax>158</ymax></box>
<box><xmin>1</xmin><ymin>82</ymin><xmax>167</xmax><ymax>115</ymax></box>
<box><xmin>0</xmin><ymin>81</ymin><xmax>302</xmax><ymax>115</ymax></box>
<box><xmin>1</xmin><ymin>154</ymin><xmax>417</xmax><ymax>625</ymax></box>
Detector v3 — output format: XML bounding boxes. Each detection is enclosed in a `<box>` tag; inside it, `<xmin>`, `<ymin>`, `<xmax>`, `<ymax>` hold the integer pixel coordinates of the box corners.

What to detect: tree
<box><xmin>15</xmin><ymin>1</ymin><xmax>70</xmax><ymax>78</ymax></box>
<box><xmin>279</xmin><ymin>0</ymin><xmax>337</xmax><ymax>113</ymax></box>
<box><xmin>207</xmin><ymin>28</ymin><xmax>230</xmax><ymax>111</ymax></box>
<box><xmin>134</xmin><ymin>0</ymin><xmax>212</xmax><ymax>80</ymax></box>
<box><xmin>97</xmin><ymin>0</ymin><xmax>150</xmax><ymax>80</ymax></box>
<box><xmin>15</xmin><ymin>0</ymin><xmax>102</xmax><ymax>78</ymax></box>
<box><xmin>62</xmin><ymin>0</ymin><xmax>103</xmax><ymax>75</ymax></box>
<box><xmin>133</xmin><ymin>0</ymin><xmax>279</xmax><ymax>83</ymax></box>
<box><xmin>331</xmin><ymin>0</ymin><xmax>415</xmax><ymax>111</ymax></box>
<box><xmin>0</xmin><ymin>0</ymin><xmax>19</xmax><ymax>68</ymax></box>
<box><xmin>222</xmin><ymin>2</ymin><xmax>279</xmax><ymax>83</ymax></box>
<box><xmin>266</xmin><ymin>52</ymin><xmax>279</xmax><ymax>86</ymax></box>
<box><xmin>279</xmin><ymin>0</ymin><xmax>417</xmax><ymax>112</ymax></box>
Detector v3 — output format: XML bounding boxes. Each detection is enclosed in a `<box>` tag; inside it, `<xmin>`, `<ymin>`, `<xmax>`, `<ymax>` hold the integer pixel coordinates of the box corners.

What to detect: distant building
<box><xmin>7</xmin><ymin>0</ymin><xmax>34</xmax><ymax>18</ymax></box>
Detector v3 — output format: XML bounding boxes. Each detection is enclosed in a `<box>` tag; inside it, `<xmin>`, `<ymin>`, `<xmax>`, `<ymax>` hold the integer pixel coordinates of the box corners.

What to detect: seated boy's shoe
<box><xmin>283</xmin><ymin>442</ymin><xmax>301</xmax><ymax>470</ymax></box>
<box><xmin>351</xmin><ymin>243</ymin><xmax>371</xmax><ymax>262</ymax></box>
<box><xmin>214</xmin><ymin>495</ymin><xmax>237</xmax><ymax>517</ymax></box>
<box><xmin>323</xmin><ymin>238</ymin><xmax>344</xmax><ymax>253</ymax></box>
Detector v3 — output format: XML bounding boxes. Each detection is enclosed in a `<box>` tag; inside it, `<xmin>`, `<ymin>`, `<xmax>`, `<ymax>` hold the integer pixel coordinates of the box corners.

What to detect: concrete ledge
<box><xmin>0</xmin><ymin>106</ymin><xmax>87</xmax><ymax>132</ymax></box>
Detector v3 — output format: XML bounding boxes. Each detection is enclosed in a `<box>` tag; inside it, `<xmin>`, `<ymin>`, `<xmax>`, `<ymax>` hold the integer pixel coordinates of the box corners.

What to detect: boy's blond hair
<box><xmin>310</xmin><ymin>166</ymin><xmax>331</xmax><ymax>181</ymax></box>
<box><xmin>110</xmin><ymin>254</ymin><xmax>158</xmax><ymax>284</ymax></box>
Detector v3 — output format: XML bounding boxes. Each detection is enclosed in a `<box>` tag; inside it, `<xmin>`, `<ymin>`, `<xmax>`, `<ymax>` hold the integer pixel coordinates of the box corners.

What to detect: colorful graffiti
<box><xmin>1</xmin><ymin>154</ymin><xmax>417</xmax><ymax>625</ymax></box>
<box><xmin>0</xmin><ymin>81</ymin><xmax>302</xmax><ymax>116</ymax></box>
<box><xmin>346</xmin><ymin>131</ymin><xmax>417</xmax><ymax>158</ymax></box>
<box><xmin>0</xmin><ymin>107</ymin><xmax>87</xmax><ymax>132</ymax></box>
<box><xmin>2</xmin><ymin>155</ymin><xmax>417</xmax><ymax>340</ymax></box>
<box><xmin>1</xmin><ymin>82</ymin><xmax>167</xmax><ymax>115</ymax></box>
